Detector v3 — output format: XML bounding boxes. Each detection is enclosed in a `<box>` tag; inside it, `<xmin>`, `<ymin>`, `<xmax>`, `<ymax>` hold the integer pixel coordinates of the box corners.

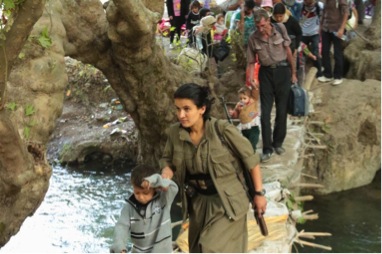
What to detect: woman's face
<box><xmin>273</xmin><ymin>13</ymin><xmax>285</xmax><ymax>23</ymax></box>
<box><xmin>175</xmin><ymin>98</ymin><xmax>206</xmax><ymax>128</ymax></box>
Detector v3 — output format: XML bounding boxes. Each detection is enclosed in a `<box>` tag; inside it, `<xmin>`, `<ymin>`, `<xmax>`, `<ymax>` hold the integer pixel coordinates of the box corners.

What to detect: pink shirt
<box><xmin>173</xmin><ymin>0</ymin><xmax>181</xmax><ymax>16</ymax></box>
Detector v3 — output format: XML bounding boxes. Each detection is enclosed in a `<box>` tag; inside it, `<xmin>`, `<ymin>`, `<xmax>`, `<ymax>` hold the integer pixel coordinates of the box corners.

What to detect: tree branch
<box><xmin>0</xmin><ymin>0</ymin><xmax>46</xmax><ymax>108</ymax></box>
<box><xmin>114</xmin><ymin>0</ymin><xmax>162</xmax><ymax>36</ymax></box>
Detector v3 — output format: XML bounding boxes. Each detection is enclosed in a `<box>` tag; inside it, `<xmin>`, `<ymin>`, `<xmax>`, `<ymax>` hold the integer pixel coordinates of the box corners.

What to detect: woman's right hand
<box><xmin>161</xmin><ymin>166</ymin><xmax>174</xmax><ymax>179</ymax></box>
<box><xmin>253</xmin><ymin>195</ymin><xmax>267</xmax><ymax>215</ymax></box>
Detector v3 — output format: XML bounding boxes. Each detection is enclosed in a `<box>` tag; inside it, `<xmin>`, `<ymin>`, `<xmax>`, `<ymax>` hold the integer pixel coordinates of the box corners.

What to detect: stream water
<box><xmin>0</xmin><ymin>164</ymin><xmax>380</xmax><ymax>253</ymax></box>
<box><xmin>295</xmin><ymin>170</ymin><xmax>381</xmax><ymax>253</ymax></box>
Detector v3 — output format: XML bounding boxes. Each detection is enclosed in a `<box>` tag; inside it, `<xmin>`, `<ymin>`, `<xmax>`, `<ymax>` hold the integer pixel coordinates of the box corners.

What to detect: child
<box><xmin>213</xmin><ymin>13</ymin><xmax>228</xmax><ymax>43</ymax></box>
<box><xmin>192</xmin><ymin>14</ymin><xmax>216</xmax><ymax>56</ymax></box>
<box><xmin>111</xmin><ymin>164</ymin><xmax>179</xmax><ymax>253</ymax></box>
<box><xmin>229</xmin><ymin>86</ymin><xmax>261</xmax><ymax>152</ymax></box>
<box><xmin>261</xmin><ymin>0</ymin><xmax>273</xmax><ymax>17</ymax></box>
<box><xmin>166</xmin><ymin>0</ymin><xmax>189</xmax><ymax>49</ymax></box>
<box><xmin>186</xmin><ymin>1</ymin><xmax>202</xmax><ymax>46</ymax></box>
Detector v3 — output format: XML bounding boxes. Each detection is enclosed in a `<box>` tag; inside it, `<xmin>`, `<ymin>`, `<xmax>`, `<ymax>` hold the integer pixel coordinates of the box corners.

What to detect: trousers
<box><xmin>259</xmin><ymin>65</ymin><xmax>291</xmax><ymax>154</ymax></box>
<box><xmin>302</xmin><ymin>34</ymin><xmax>322</xmax><ymax>77</ymax></box>
<box><xmin>242</xmin><ymin>126</ymin><xmax>260</xmax><ymax>152</ymax></box>
<box><xmin>169</xmin><ymin>16</ymin><xmax>185</xmax><ymax>44</ymax></box>
<box><xmin>321</xmin><ymin>31</ymin><xmax>344</xmax><ymax>79</ymax></box>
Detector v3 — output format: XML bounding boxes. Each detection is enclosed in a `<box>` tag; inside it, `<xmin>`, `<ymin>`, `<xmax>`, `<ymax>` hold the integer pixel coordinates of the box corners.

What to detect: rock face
<box><xmin>304</xmin><ymin>79</ymin><xmax>381</xmax><ymax>194</ymax></box>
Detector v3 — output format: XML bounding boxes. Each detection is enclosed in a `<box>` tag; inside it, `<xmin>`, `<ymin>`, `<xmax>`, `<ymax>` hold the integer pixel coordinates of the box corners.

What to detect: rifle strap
<box><xmin>213</xmin><ymin>120</ymin><xmax>254</xmax><ymax>200</ymax></box>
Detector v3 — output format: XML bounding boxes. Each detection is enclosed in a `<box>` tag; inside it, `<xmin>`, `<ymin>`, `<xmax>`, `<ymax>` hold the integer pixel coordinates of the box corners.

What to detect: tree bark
<box><xmin>0</xmin><ymin>0</ymin><xmax>50</xmax><ymax>246</ymax></box>
<box><xmin>60</xmin><ymin>0</ymin><xmax>206</xmax><ymax>165</ymax></box>
<box><xmin>0</xmin><ymin>0</ymin><xmax>205</xmax><ymax>245</ymax></box>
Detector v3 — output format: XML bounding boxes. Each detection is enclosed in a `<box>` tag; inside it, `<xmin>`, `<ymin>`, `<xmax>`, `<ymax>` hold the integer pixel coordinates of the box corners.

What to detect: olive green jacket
<box><xmin>159</xmin><ymin>117</ymin><xmax>261</xmax><ymax>221</ymax></box>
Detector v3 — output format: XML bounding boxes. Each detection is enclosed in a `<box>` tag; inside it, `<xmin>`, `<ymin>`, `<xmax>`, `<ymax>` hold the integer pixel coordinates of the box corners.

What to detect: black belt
<box><xmin>263</xmin><ymin>60</ymin><xmax>289</xmax><ymax>68</ymax></box>
<box><xmin>187</xmin><ymin>173</ymin><xmax>217</xmax><ymax>196</ymax></box>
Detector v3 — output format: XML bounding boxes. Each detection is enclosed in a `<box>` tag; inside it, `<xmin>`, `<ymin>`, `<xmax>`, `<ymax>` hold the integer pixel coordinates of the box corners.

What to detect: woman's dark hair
<box><xmin>190</xmin><ymin>0</ymin><xmax>201</xmax><ymax>10</ymax></box>
<box><xmin>131</xmin><ymin>164</ymin><xmax>157</xmax><ymax>187</ymax></box>
<box><xmin>199</xmin><ymin>8</ymin><xmax>211</xmax><ymax>18</ymax></box>
<box><xmin>174</xmin><ymin>83</ymin><xmax>214</xmax><ymax>121</ymax></box>
<box><xmin>245</xmin><ymin>0</ymin><xmax>256</xmax><ymax>9</ymax></box>
<box><xmin>273</xmin><ymin>2</ymin><xmax>286</xmax><ymax>15</ymax></box>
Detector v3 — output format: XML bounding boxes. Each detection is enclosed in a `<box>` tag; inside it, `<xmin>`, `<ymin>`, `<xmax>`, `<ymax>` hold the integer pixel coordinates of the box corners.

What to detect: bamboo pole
<box><xmin>294</xmin><ymin>239</ymin><xmax>332</xmax><ymax>251</ymax></box>
<box><xmin>306</xmin><ymin>144</ymin><xmax>327</xmax><ymax>149</ymax></box>
<box><xmin>301</xmin><ymin>173</ymin><xmax>318</xmax><ymax>179</ymax></box>
<box><xmin>304</xmin><ymin>67</ymin><xmax>318</xmax><ymax>91</ymax></box>
<box><xmin>290</xmin><ymin>183</ymin><xmax>324</xmax><ymax>189</ymax></box>
<box><xmin>294</xmin><ymin>195</ymin><xmax>314</xmax><ymax>202</ymax></box>
<box><xmin>307</xmin><ymin>121</ymin><xmax>325</xmax><ymax>125</ymax></box>
<box><xmin>300</xmin><ymin>232</ymin><xmax>332</xmax><ymax>237</ymax></box>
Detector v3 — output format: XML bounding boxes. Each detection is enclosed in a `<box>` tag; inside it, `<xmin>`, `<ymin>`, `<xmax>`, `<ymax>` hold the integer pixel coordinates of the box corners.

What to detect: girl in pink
<box><xmin>229</xmin><ymin>86</ymin><xmax>261</xmax><ymax>151</ymax></box>
<box><xmin>166</xmin><ymin>0</ymin><xmax>190</xmax><ymax>49</ymax></box>
<box><xmin>213</xmin><ymin>13</ymin><xmax>228</xmax><ymax>42</ymax></box>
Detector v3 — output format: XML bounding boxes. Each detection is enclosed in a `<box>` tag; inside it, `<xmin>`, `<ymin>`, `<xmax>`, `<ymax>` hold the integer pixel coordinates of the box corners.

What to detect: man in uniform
<box><xmin>247</xmin><ymin>8</ymin><xmax>297</xmax><ymax>162</ymax></box>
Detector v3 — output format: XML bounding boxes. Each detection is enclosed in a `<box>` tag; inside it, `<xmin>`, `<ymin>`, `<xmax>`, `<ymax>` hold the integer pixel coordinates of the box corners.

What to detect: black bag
<box><xmin>213</xmin><ymin>39</ymin><xmax>230</xmax><ymax>62</ymax></box>
<box><xmin>288</xmin><ymin>83</ymin><xmax>309</xmax><ymax>116</ymax></box>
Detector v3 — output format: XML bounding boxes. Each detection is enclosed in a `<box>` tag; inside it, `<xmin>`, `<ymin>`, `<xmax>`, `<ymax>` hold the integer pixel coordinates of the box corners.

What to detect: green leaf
<box><xmin>24</xmin><ymin>104</ymin><xmax>36</xmax><ymax>116</ymax></box>
<box><xmin>3</xmin><ymin>0</ymin><xmax>16</xmax><ymax>10</ymax></box>
<box><xmin>23</xmin><ymin>126</ymin><xmax>30</xmax><ymax>139</ymax></box>
<box><xmin>18</xmin><ymin>52</ymin><xmax>25</xmax><ymax>59</ymax></box>
<box><xmin>5</xmin><ymin>102</ymin><xmax>17</xmax><ymax>111</ymax></box>
<box><xmin>37</xmin><ymin>27</ymin><xmax>52</xmax><ymax>48</ymax></box>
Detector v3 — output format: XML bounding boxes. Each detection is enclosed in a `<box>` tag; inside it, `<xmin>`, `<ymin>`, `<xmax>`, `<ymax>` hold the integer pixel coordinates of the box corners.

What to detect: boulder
<box><xmin>303</xmin><ymin>79</ymin><xmax>381</xmax><ymax>194</ymax></box>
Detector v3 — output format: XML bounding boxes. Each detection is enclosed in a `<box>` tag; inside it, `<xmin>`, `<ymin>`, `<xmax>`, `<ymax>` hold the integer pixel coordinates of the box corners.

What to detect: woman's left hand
<box><xmin>253</xmin><ymin>195</ymin><xmax>267</xmax><ymax>215</ymax></box>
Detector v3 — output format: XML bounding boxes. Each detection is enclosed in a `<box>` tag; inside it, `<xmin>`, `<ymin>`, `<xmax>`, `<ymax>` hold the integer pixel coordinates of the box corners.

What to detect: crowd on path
<box><xmin>161</xmin><ymin>0</ymin><xmax>375</xmax><ymax>162</ymax></box>
<box><xmin>110</xmin><ymin>0</ymin><xmax>377</xmax><ymax>253</ymax></box>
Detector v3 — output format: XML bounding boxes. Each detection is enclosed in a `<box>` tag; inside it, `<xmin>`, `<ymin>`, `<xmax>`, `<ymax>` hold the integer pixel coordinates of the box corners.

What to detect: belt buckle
<box><xmin>197</xmin><ymin>180</ymin><xmax>207</xmax><ymax>190</ymax></box>
<box><xmin>269</xmin><ymin>64</ymin><xmax>277</xmax><ymax>68</ymax></box>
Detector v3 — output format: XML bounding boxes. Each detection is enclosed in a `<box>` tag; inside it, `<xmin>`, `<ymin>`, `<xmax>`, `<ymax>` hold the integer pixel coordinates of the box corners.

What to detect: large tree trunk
<box><xmin>0</xmin><ymin>0</ymin><xmax>51</xmax><ymax>246</ymax></box>
<box><xmin>0</xmin><ymin>0</ymin><xmax>206</xmax><ymax>246</ymax></box>
<box><xmin>344</xmin><ymin>0</ymin><xmax>381</xmax><ymax>80</ymax></box>
<box><xmin>59</xmin><ymin>0</ymin><xmax>208</xmax><ymax>164</ymax></box>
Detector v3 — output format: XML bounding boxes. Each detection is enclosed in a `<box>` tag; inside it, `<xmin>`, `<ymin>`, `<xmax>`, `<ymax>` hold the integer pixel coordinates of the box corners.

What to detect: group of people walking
<box><xmin>109</xmin><ymin>0</ymin><xmax>372</xmax><ymax>253</ymax></box>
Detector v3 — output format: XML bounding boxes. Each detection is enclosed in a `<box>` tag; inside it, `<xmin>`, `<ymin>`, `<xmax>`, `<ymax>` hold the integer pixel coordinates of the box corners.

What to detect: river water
<box><xmin>295</xmin><ymin>170</ymin><xmax>381</xmax><ymax>253</ymax></box>
<box><xmin>0</xmin><ymin>164</ymin><xmax>380</xmax><ymax>253</ymax></box>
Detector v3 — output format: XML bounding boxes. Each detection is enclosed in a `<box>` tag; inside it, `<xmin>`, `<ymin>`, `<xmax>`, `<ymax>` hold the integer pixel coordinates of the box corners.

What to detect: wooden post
<box><xmin>304</xmin><ymin>67</ymin><xmax>318</xmax><ymax>91</ymax></box>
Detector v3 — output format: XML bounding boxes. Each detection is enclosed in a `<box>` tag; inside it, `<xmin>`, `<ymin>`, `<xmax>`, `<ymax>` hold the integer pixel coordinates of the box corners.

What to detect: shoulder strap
<box><xmin>213</xmin><ymin>120</ymin><xmax>255</xmax><ymax>201</ymax></box>
<box><xmin>315</xmin><ymin>2</ymin><xmax>321</xmax><ymax>17</ymax></box>
<box><xmin>273</xmin><ymin>22</ymin><xmax>282</xmax><ymax>34</ymax></box>
<box><xmin>214</xmin><ymin>120</ymin><xmax>227</xmax><ymax>146</ymax></box>
<box><xmin>214</xmin><ymin>120</ymin><xmax>240</xmax><ymax>158</ymax></box>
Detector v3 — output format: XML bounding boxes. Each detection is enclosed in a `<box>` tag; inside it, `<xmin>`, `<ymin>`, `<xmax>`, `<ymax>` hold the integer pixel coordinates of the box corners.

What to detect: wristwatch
<box><xmin>254</xmin><ymin>189</ymin><xmax>266</xmax><ymax>196</ymax></box>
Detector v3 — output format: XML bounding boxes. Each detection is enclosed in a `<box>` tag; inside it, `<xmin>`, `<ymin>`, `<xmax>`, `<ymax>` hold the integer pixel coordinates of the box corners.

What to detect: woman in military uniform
<box><xmin>159</xmin><ymin>83</ymin><xmax>267</xmax><ymax>252</ymax></box>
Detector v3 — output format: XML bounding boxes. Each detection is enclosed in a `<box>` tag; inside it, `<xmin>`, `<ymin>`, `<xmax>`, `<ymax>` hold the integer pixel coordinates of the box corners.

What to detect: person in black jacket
<box><xmin>186</xmin><ymin>0</ymin><xmax>202</xmax><ymax>46</ymax></box>
<box><xmin>166</xmin><ymin>0</ymin><xmax>191</xmax><ymax>49</ymax></box>
<box><xmin>271</xmin><ymin>2</ymin><xmax>302</xmax><ymax>54</ymax></box>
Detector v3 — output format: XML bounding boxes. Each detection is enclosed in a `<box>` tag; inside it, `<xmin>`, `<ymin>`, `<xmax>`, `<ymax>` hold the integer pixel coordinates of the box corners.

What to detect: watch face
<box><xmin>256</xmin><ymin>189</ymin><xmax>266</xmax><ymax>195</ymax></box>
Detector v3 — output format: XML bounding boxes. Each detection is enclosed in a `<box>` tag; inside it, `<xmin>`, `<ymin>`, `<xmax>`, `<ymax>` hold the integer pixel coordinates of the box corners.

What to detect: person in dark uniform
<box><xmin>247</xmin><ymin>8</ymin><xmax>297</xmax><ymax>162</ymax></box>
